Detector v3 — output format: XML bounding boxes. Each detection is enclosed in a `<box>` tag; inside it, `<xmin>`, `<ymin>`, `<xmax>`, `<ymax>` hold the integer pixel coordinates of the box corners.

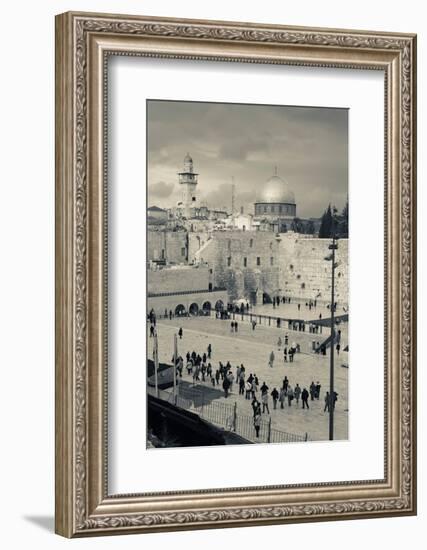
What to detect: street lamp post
<box><xmin>328</xmin><ymin>234</ymin><xmax>338</xmax><ymax>441</ymax></box>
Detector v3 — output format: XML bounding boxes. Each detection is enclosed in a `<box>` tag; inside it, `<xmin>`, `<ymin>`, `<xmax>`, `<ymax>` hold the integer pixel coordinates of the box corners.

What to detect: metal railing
<box><xmin>148</xmin><ymin>385</ymin><xmax>309</xmax><ymax>444</ymax></box>
<box><xmin>147</xmin><ymin>287</ymin><xmax>226</xmax><ymax>298</ymax></box>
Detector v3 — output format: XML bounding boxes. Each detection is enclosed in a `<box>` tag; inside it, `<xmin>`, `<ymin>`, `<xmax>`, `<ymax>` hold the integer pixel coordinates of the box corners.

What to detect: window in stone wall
<box><xmin>161</xmin><ymin>249</ymin><xmax>165</xmax><ymax>259</ymax></box>
<box><xmin>257</xmin><ymin>257</ymin><xmax>261</xmax><ymax>266</ymax></box>
<box><xmin>227</xmin><ymin>257</ymin><xmax>231</xmax><ymax>267</ymax></box>
<box><xmin>250</xmin><ymin>238</ymin><xmax>253</xmax><ymax>248</ymax></box>
<box><xmin>243</xmin><ymin>257</ymin><xmax>247</xmax><ymax>267</ymax></box>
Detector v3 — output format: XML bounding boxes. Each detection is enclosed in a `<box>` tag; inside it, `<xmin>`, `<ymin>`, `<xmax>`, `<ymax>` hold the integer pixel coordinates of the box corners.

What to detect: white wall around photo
<box><xmin>0</xmin><ymin>1</ymin><xmax>424</xmax><ymax>549</ymax></box>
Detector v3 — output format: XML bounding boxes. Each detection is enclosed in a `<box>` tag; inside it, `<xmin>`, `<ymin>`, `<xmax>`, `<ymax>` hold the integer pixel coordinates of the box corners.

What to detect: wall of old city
<box><xmin>148</xmin><ymin>265</ymin><xmax>211</xmax><ymax>295</ymax></box>
<box><xmin>188</xmin><ymin>230</ymin><xmax>349</xmax><ymax>305</ymax></box>
<box><xmin>147</xmin><ymin>289</ymin><xmax>228</xmax><ymax>317</ymax></box>
<box><xmin>147</xmin><ymin>229</ymin><xmax>188</xmax><ymax>264</ymax></box>
<box><xmin>189</xmin><ymin>231</ymin><xmax>282</xmax><ymax>301</ymax></box>
<box><xmin>276</xmin><ymin>235</ymin><xmax>349</xmax><ymax>305</ymax></box>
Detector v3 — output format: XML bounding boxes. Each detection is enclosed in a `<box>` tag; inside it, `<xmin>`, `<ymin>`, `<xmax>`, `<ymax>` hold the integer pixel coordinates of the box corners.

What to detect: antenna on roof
<box><xmin>231</xmin><ymin>176</ymin><xmax>235</xmax><ymax>217</ymax></box>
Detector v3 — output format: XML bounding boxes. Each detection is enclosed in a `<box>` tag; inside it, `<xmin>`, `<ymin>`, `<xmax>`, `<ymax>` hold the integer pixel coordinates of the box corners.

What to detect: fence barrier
<box><xmin>148</xmin><ymin>385</ymin><xmax>309</xmax><ymax>444</ymax></box>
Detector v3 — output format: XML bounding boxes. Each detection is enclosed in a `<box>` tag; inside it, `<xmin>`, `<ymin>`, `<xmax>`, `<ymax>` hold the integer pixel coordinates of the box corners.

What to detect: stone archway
<box><xmin>189</xmin><ymin>303</ymin><xmax>199</xmax><ymax>316</ymax></box>
<box><xmin>175</xmin><ymin>304</ymin><xmax>186</xmax><ymax>316</ymax></box>
<box><xmin>215</xmin><ymin>300</ymin><xmax>224</xmax><ymax>311</ymax></box>
<box><xmin>202</xmin><ymin>301</ymin><xmax>211</xmax><ymax>313</ymax></box>
<box><xmin>262</xmin><ymin>292</ymin><xmax>272</xmax><ymax>304</ymax></box>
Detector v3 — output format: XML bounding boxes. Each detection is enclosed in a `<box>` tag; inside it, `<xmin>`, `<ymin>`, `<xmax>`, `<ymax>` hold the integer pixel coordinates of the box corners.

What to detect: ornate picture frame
<box><xmin>55</xmin><ymin>11</ymin><xmax>417</xmax><ymax>537</ymax></box>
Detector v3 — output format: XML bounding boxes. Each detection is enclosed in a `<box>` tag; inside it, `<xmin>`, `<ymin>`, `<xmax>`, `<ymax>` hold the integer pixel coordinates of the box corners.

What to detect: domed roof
<box><xmin>256</xmin><ymin>172</ymin><xmax>295</xmax><ymax>204</ymax></box>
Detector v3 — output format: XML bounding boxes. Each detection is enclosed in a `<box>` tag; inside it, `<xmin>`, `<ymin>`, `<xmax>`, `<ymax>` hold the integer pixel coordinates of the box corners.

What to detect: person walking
<box><xmin>301</xmin><ymin>388</ymin><xmax>310</xmax><ymax>409</ymax></box>
<box><xmin>254</xmin><ymin>411</ymin><xmax>261</xmax><ymax>438</ymax></box>
<box><xmin>271</xmin><ymin>388</ymin><xmax>279</xmax><ymax>410</ymax></box>
<box><xmin>294</xmin><ymin>384</ymin><xmax>301</xmax><ymax>406</ymax></box>
<box><xmin>178</xmin><ymin>327</ymin><xmax>183</xmax><ymax>340</ymax></box>
<box><xmin>277</xmin><ymin>336</ymin><xmax>282</xmax><ymax>350</ymax></box>
<box><xmin>207</xmin><ymin>343</ymin><xmax>212</xmax><ymax>359</ymax></box>
<box><xmin>261</xmin><ymin>390</ymin><xmax>270</xmax><ymax>414</ymax></box>
<box><xmin>279</xmin><ymin>387</ymin><xmax>286</xmax><ymax>409</ymax></box>
<box><xmin>227</xmin><ymin>370</ymin><xmax>235</xmax><ymax>393</ymax></box>
<box><xmin>287</xmin><ymin>386</ymin><xmax>294</xmax><ymax>406</ymax></box>
<box><xmin>239</xmin><ymin>372</ymin><xmax>245</xmax><ymax>395</ymax></box>
<box><xmin>283</xmin><ymin>347</ymin><xmax>288</xmax><ymax>362</ymax></box>
<box><xmin>268</xmin><ymin>350</ymin><xmax>275</xmax><ymax>368</ymax></box>
<box><xmin>336</xmin><ymin>343</ymin><xmax>341</xmax><ymax>355</ymax></box>
<box><xmin>235</xmin><ymin>321</ymin><xmax>239</xmax><ymax>332</ymax></box>
<box><xmin>252</xmin><ymin>320</ymin><xmax>257</xmax><ymax>331</ymax></box>
<box><xmin>251</xmin><ymin>397</ymin><xmax>261</xmax><ymax>418</ymax></box>
<box><xmin>324</xmin><ymin>391</ymin><xmax>330</xmax><ymax>412</ymax></box>
<box><xmin>315</xmin><ymin>381</ymin><xmax>321</xmax><ymax>400</ymax></box>
<box><xmin>333</xmin><ymin>391</ymin><xmax>338</xmax><ymax>409</ymax></box>
<box><xmin>285</xmin><ymin>334</ymin><xmax>289</xmax><ymax>346</ymax></box>
<box><xmin>309</xmin><ymin>381</ymin><xmax>316</xmax><ymax>401</ymax></box>
<box><xmin>223</xmin><ymin>375</ymin><xmax>231</xmax><ymax>398</ymax></box>
<box><xmin>215</xmin><ymin>369</ymin><xmax>220</xmax><ymax>385</ymax></box>
<box><xmin>245</xmin><ymin>380</ymin><xmax>252</xmax><ymax>399</ymax></box>
<box><xmin>282</xmin><ymin>376</ymin><xmax>289</xmax><ymax>394</ymax></box>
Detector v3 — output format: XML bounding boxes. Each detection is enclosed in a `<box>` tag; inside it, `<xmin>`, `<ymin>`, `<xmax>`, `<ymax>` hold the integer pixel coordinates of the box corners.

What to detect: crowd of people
<box><xmin>148</xmin><ymin>302</ymin><xmax>345</xmax><ymax>440</ymax></box>
<box><xmin>168</xmin><ymin>339</ymin><xmax>339</xmax><ymax>439</ymax></box>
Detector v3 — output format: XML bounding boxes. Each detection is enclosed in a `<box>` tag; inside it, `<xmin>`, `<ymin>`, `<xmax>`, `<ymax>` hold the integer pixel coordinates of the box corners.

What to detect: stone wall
<box><xmin>189</xmin><ymin>231</ymin><xmax>282</xmax><ymax>302</ymax></box>
<box><xmin>148</xmin><ymin>265</ymin><xmax>211</xmax><ymax>295</ymax></box>
<box><xmin>147</xmin><ymin>230</ymin><xmax>188</xmax><ymax>264</ymax></box>
<box><xmin>188</xmin><ymin>230</ymin><xmax>348</xmax><ymax>305</ymax></box>
<box><xmin>276</xmin><ymin>235</ymin><xmax>348</xmax><ymax>305</ymax></box>
<box><xmin>147</xmin><ymin>289</ymin><xmax>228</xmax><ymax>317</ymax></box>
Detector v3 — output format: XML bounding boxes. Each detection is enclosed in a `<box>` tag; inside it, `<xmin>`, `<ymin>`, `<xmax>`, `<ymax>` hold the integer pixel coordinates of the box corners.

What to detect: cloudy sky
<box><xmin>147</xmin><ymin>100</ymin><xmax>348</xmax><ymax>219</ymax></box>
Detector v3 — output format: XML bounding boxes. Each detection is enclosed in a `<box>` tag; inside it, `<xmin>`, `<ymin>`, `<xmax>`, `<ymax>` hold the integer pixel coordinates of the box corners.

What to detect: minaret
<box><xmin>178</xmin><ymin>153</ymin><xmax>198</xmax><ymax>218</ymax></box>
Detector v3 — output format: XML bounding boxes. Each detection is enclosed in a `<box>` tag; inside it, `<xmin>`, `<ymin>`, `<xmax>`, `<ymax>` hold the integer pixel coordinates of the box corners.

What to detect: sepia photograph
<box><xmin>146</xmin><ymin>99</ymin><xmax>349</xmax><ymax>448</ymax></box>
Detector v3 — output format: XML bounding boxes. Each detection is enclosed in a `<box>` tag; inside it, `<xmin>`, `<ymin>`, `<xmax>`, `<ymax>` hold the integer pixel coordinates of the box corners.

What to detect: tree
<box><xmin>291</xmin><ymin>217</ymin><xmax>303</xmax><ymax>233</ymax></box>
<box><xmin>318</xmin><ymin>204</ymin><xmax>333</xmax><ymax>238</ymax></box>
<box><xmin>340</xmin><ymin>198</ymin><xmax>349</xmax><ymax>238</ymax></box>
<box><xmin>306</xmin><ymin>220</ymin><xmax>315</xmax><ymax>235</ymax></box>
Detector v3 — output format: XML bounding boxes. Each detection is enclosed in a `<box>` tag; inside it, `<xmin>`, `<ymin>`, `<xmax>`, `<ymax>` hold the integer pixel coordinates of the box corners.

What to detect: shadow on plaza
<box><xmin>177</xmin><ymin>379</ymin><xmax>224</xmax><ymax>407</ymax></box>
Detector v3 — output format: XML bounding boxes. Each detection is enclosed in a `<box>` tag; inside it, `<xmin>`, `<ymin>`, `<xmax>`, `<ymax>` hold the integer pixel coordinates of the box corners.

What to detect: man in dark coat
<box><xmin>223</xmin><ymin>376</ymin><xmax>231</xmax><ymax>398</ymax></box>
<box><xmin>301</xmin><ymin>388</ymin><xmax>310</xmax><ymax>409</ymax></box>
<box><xmin>271</xmin><ymin>387</ymin><xmax>279</xmax><ymax>409</ymax></box>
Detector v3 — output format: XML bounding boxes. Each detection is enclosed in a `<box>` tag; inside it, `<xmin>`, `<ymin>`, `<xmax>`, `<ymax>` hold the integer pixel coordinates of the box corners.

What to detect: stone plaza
<box><xmin>148</xmin><ymin>312</ymin><xmax>348</xmax><ymax>442</ymax></box>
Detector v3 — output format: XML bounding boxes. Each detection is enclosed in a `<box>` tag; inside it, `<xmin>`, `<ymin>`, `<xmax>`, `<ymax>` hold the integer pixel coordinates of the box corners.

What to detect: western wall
<box><xmin>188</xmin><ymin>231</ymin><xmax>348</xmax><ymax>306</ymax></box>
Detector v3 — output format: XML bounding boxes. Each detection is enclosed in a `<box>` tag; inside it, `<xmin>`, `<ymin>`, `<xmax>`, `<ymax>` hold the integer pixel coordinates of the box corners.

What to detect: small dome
<box><xmin>256</xmin><ymin>173</ymin><xmax>295</xmax><ymax>204</ymax></box>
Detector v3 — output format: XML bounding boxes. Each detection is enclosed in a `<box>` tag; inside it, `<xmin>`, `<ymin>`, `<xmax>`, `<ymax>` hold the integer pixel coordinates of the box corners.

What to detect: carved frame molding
<box><xmin>55</xmin><ymin>12</ymin><xmax>416</xmax><ymax>537</ymax></box>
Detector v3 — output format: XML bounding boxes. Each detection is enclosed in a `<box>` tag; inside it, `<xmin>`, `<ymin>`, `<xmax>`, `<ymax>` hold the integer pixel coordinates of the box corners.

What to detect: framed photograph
<box><xmin>55</xmin><ymin>11</ymin><xmax>417</xmax><ymax>537</ymax></box>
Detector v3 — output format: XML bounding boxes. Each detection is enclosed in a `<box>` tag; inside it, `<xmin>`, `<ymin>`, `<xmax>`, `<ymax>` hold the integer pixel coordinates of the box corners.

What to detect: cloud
<box><xmin>147</xmin><ymin>100</ymin><xmax>348</xmax><ymax>218</ymax></box>
<box><xmin>150</xmin><ymin>180</ymin><xmax>174</xmax><ymax>198</ymax></box>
